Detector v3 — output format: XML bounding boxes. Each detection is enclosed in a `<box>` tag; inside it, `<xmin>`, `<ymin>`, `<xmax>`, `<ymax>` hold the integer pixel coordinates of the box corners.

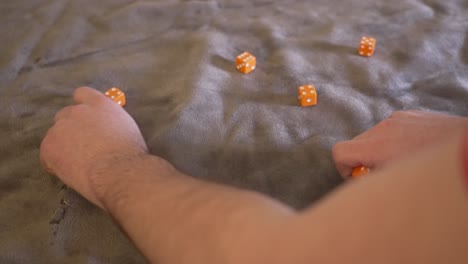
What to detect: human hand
<box><xmin>333</xmin><ymin>110</ymin><xmax>468</xmax><ymax>178</ymax></box>
<box><xmin>40</xmin><ymin>87</ymin><xmax>148</xmax><ymax>208</ymax></box>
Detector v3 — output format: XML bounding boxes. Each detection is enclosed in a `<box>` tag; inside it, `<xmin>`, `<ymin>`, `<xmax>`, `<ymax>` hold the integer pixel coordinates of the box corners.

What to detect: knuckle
<box><xmin>378</xmin><ymin>117</ymin><xmax>394</xmax><ymax>128</ymax></box>
<box><xmin>39</xmin><ymin>137</ymin><xmax>49</xmax><ymax>155</ymax></box>
<box><xmin>332</xmin><ymin>142</ymin><xmax>345</xmax><ymax>161</ymax></box>
<box><xmin>74</xmin><ymin>86</ymin><xmax>91</xmax><ymax>95</ymax></box>
<box><xmin>70</xmin><ymin>104</ymin><xmax>88</xmax><ymax>117</ymax></box>
<box><xmin>94</xmin><ymin>95</ymin><xmax>109</xmax><ymax>106</ymax></box>
<box><xmin>73</xmin><ymin>87</ymin><xmax>96</xmax><ymax>103</ymax></box>
<box><xmin>40</xmin><ymin>133</ymin><xmax>54</xmax><ymax>160</ymax></box>
<box><xmin>390</xmin><ymin>110</ymin><xmax>420</xmax><ymax>119</ymax></box>
<box><xmin>73</xmin><ymin>87</ymin><xmax>86</xmax><ymax>98</ymax></box>
<box><xmin>54</xmin><ymin>107</ymin><xmax>69</xmax><ymax>121</ymax></box>
<box><xmin>53</xmin><ymin>112</ymin><xmax>61</xmax><ymax>122</ymax></box>
<box><xmin>389</xmin><ymin>110</ymin><xmax>404</xmax><ymax>118</ymax></box>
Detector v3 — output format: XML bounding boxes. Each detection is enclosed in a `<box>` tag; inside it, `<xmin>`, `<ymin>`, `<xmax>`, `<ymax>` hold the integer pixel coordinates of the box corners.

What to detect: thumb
<box><xmin>73</xmin><ymin>86</ymin><xmax>106</xmax><ymax>105</ymax></box>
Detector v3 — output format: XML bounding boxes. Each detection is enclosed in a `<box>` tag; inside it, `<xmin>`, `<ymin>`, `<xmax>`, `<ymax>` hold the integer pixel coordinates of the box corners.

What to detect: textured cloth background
<box><xmin>0</xmin><ymin>0</ymin><xmax>467</xmax><ymax>263</ymax></box>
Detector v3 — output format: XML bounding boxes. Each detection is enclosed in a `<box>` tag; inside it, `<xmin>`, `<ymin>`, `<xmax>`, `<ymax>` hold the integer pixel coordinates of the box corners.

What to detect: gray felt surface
<box><xmin>0</xmin><ymin>0</ymin><xmax>467</xmax><ymax>263</ymax></box>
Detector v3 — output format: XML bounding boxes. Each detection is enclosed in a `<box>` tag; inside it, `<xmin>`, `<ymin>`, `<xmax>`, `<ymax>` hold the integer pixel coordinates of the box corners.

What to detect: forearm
<box><xmin>287</xmin><ymin>131</ymin><xmax>468</xmax><ymax>263</ymax></box>
<box><xmin>90</xmin><ymin>132</ymin><xmax>468</xmax><ymax>264</ymax></box>
<box><xmin>96</xmin><ymin>155</ymin><xmax>294</xmax><ymax>264</ymax></box>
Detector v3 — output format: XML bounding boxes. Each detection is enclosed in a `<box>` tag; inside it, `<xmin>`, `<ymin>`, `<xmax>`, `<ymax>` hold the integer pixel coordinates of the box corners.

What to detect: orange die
<box><xmin>104</xmin><ymin>87</ymin><xmax>126</xmax><ymax>106</ymax></box>
<box><xmin>236</xmin><ymin>51</ymin><xmax>256</xmax><ymax>74</ymax></box>
<box><xmin>358</xmin><ymin>36</ymin><xmax>376</xmax><ymax>57</ymax></box>
<box><xmin>298</xmin><ymin>84</ymin><xmax>317</xmax><ymax>107</ymax></box>
<box><xmin>351</xmin><ymin>166</ymin><xmax>370</xmax><ymax>178</ymax></box>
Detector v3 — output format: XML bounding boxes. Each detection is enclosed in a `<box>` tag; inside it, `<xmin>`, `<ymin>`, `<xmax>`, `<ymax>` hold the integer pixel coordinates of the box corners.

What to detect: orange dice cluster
<box><xmin>351</xmin><ymin>166</ymin><xmax>370</xmax><ymax>178</ymax></box>
<box><xmin>298</xmin><ymin>84</ymin><xmax>317</xmax><ymax>107</ymax></box>
<box><xmin>106</xmin><ymin>37</ymin><xmax>376</xmax><ymax>107</ymax></box>
<box><xmin>235</xmin><ymin>52</ymin><xmax>319</xmax><ymax>107</ymax></box>
<box><xmin>358</xmin><ymin>36</ymin><xmax>376</xmax><ymax>57</ymax></box>
<box><xmin>236</xmin><ymin>37</ymin><xmax>375</xmax><ymax>108</ymax></box>
<box><xmin>104</xmin><ymin>87</ymin><xmax>126</xmax><ymax>106</ymax></box>
<box><xmin>236</xmin><ymin>51</ymin><xmax>256</xmax><ymax>74</ymax></box>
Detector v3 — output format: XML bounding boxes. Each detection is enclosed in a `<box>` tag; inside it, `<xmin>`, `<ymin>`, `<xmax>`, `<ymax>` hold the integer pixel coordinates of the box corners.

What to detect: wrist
<box><xmin>89</xmin><ymin>153</ymin><xmax>176</xmax><ymax>212</ymax></box>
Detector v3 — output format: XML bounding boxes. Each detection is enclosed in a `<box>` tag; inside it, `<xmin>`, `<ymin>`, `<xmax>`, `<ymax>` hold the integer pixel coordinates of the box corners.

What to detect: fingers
<box><xmin>40</xmin><ymin>128</ymin><xmax>52</xmax><ymax>173</ymax></box>
<box><xmin>353</xmin><ymin>117</ymin><xmax>398</xmax><ymax>141</ymax></box>
<box><xmin>389</xmin><ymin>110</ymin><xmax>424</xmax><ymax>119</ymax></box>
<box><xmin>389</xmin><ymin>110</ymin><xmax>409</xmax><ymax>119</ymax></box>
<box><xmin>56</xmin><ymin>86</ymin><xmax>107</xmax><ymax>122</ymax></box>
<box><xmin>40</xmin><ymin>119</ymin><xmax>73</xmax><ymax>176</ymax></box>
<box><xmin>332</xmin><ymin>139</ymin><xmax>382</xmax><ymax>178</ymax></box>
<box><xmin>333</xmin><ymin>141</ymin><xmax>361</xmax><ymax>177</ymax></box>
<box><xmin>54</xmin><ymin>105</ymin><xmax>74</xmax><ymax>122</ymax></box>
<box><xmin>54</xmin><ymin>104</ymin><xmax>89</xmax><ymax>123</ymax></box>
<box><xmin>73</xmin><ymin>86</ymin><xmax>106</xmax><ymax>105</ymax></box>
<box><xmin>40</xmin><ymin>124</ymin><xmax>61</xmax><ymax>174</ymax></box>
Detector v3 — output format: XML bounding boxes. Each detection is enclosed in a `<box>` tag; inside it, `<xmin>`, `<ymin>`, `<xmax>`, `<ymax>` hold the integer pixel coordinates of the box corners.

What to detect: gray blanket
<box><xmin>1</xmin><ymin>0</ymin><xmax>467</xmax><ymax>263</ymax></box>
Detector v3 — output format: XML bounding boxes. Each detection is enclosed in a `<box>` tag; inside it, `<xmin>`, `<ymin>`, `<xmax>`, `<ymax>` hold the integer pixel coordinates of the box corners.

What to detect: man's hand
<box><xmin>40</xmin><ymin>87</ymin><xmax>148</xmax><ymax>209</ymax></box>
<box><xmin>333</xmin><ymin>110</ymin><xmax>468</xmax><ymax>178</ymax></box>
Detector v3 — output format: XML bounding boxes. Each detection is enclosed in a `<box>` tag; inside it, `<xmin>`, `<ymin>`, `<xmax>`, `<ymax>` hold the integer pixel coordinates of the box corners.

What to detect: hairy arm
<box><xmin>97</xmin><ymin>155</ymin><xmax>293</xmax><ymax>264</ymax></box>
<box><xmin>41</xmin><ymin>87</ymin><xmax>468</xmax><ymax>264</ymax></box>
<box><xmin>96</xmin><ymin>132</ymin><xmax>468</xmax><ymax>264</ymax></box>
